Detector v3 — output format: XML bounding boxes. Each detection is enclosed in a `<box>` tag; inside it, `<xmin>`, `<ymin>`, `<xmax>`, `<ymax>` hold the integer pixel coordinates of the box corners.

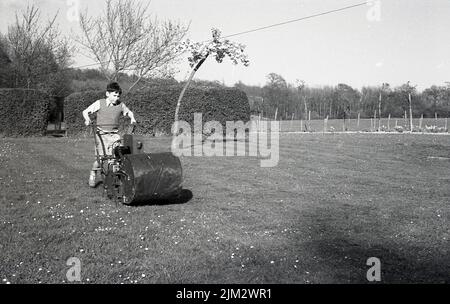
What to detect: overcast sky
<box><xmin>1</xmin><ymin>0</ymin><xmax>449</xmax><ymax>90</ymax></box>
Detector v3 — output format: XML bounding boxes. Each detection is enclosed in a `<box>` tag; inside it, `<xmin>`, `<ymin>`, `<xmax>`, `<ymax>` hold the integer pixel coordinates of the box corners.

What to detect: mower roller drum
<box><xmin>120</xmin><ymin>153</ymin><xmax>183</xmax><ymax>205</ymax></box>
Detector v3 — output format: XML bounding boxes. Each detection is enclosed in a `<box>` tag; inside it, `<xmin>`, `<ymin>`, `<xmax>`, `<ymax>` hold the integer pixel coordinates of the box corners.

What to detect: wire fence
<box><xmin>251</xmin><ymin>116</ymin><xmax>449</xmax><ymax>133</ymax></box>
<box><xmin>47</xmin><ymin>116</ymin><xmax>449</xmax><ymax>136</ymax></box>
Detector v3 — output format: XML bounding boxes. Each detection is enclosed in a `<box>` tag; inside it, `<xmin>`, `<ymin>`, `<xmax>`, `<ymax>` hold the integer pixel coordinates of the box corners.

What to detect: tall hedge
<box><xmin>64</xmin><ymin>90</ymin><xmax>105</xmax><ymax>135</ymax></box>
<box><xmin>0</xmin><ymin>89</ymin><xmax>50</xmax><ymax>136</ymax></box>
<box><xmin>64</xmin><ymin>85</ymin><xmax>250</xmax><ymax>136</ymax></box>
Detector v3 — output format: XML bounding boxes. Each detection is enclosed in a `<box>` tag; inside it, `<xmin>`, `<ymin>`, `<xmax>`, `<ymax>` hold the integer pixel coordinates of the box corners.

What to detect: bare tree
<box><xmin>77</xmin><ymin>0</ymin><xmax>189</xmax><ymax>92</ymax></box>
<box><xmin>6</xmin><ymin>4</ymin><xmax>72</xmax><ymax>91</ymax></box>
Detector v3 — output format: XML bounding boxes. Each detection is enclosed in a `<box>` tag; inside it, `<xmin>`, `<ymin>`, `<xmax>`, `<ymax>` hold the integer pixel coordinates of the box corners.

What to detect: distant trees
<box><xmin>77</xmin><ymin>0</ymin><xmax>189</xmax><ymax>91</ymax></box>
<box><xmin>376</xmin><ymin>83</ymin><xmax>390</xmax><ymax>130</ymax></box>
<box><xmin>235</xmin><ymin>81</ymin><xmax>263</xmax><ymax>114</ymax></box>
<box><xmin>422</xmin><ymin>85</ymin><xmax>450</xmax><ymax>117</ymax></box>
<box><xmin>66</xmin><ymin>68</ymin><xmax>170</xmax><ymax>92</ymax></box>
<box><xmin>263</xmin><ymin>73</ymin><xmax>288</xmax><ymax>119</ymax></box>
<box><xmin>336</xmin><ymin>83</ymin><xmax>359</xmax><ymax>119</ymax></box>
<box><xmin>0</xmin><ymin>38</ymin><xmax>12</xmax><ymax>87</ymax></box>
<box><xmin>235</xmin><ymin>73</ymin><xmax>450</xmax><ymax>120</ymax></box>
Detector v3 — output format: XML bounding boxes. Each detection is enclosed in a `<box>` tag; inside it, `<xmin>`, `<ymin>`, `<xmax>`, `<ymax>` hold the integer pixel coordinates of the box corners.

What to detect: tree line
<box><xmin>1</xmin><ymin>2</ymin><xmax>449</xmax><ymax>123</ymax></box>
<box><xmin>0</xmin><ymin>1</ymin><xmax>188</xmax><ymax>97</ymax></box>
<box><xmin>0</xmin><ymin>1</ymin><xmax>188</xmax><ymax>123</ymax></box>
<box><xmin>235</xmin><ymin>73</ymin><xmax>450</xmax><ymax>120</ymax></box>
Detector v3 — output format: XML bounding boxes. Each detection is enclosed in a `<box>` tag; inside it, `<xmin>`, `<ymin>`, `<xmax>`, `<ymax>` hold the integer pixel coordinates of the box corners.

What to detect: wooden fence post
<box><xmin>357</xmin><ymin>112</ymin><xmax>360</xmax><ymax>130</ymax></box>
<box><xmin>388</xmin><ymin>114</ymin><xmax>391</xmax><ymax>131</ymax></box>
<box><xmin>419</xmin><ymin>114</ymin><xmax>423</xmax><ymax>129</ymax></box>
<box><xmin>374</xmin><ymin>110</ymin><xmax>377</xmax><ymax>131</ymax></box>
<box><xmin>409</xmin><ymin>93</ymin><xmax>413</xmax><ymax>131</ymax></box>
<box><xmin>258</xmin><ymin>114</ymin><xmax>262</xmax><ymax>131</ymax></box>
<box><xmin>305</xmin><ymin>111</ymin><xmax>311</xmax><ymax>132</ymax></box>
<box><xmin>378</xmin><ymin>112</ymin><xmax>381</xmax><ymax>131</ymax></box>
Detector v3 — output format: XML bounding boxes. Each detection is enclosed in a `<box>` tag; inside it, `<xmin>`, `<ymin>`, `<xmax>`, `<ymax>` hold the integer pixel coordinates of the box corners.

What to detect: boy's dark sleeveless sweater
<box><xmin>96</xmin><ymin>99</ymin><xmax>123</xmax><ymax>131</ymax></box>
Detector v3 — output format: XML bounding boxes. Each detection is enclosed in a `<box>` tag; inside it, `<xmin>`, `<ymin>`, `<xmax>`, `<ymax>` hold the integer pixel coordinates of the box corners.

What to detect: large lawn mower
<box><xmin>91</xmin><ymin>124</ymin><xmax>183</xmax><ymax>205</ymax></box>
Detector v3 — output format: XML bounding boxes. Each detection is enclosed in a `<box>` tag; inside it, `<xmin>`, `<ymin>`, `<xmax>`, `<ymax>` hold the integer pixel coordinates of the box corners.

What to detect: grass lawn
<box><xmin>0</xmin><ymin>133</ymin><xmax>449</xmax><ymax>283</ymax></box>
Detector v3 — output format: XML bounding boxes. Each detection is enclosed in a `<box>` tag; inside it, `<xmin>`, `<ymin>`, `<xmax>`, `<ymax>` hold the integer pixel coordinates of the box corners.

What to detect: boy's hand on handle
<box><xmin>85</xmin><ymin>119</ymin><xmax>91</xmax><ymax>126</ymax></box>
<box><xmin>130</xmin><ymin>118</ymin><xmax>137</xmax><ymax>125</ymax></box>
<box><xmin>127</xmin><ymin>122</ymin><xmax>136</xmax><ymax>134</ymax></box>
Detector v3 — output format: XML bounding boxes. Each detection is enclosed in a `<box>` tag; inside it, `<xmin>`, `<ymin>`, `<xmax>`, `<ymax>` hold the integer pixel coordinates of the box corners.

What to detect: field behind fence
<box><xmin>251</xmin><ymin>117</ymin><xmax>449</xmax><ymax>133</ymax></box>
<box><xmin>46</xmin><ymin>117</ymin><xmax>449</xmax><ymax>136</ymax></box>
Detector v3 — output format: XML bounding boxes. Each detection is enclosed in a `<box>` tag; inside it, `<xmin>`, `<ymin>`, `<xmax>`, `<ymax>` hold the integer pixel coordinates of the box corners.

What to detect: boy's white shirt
<box><xmin>83</xmin><ymin>99</ymin><xmax>136</xmax><ymax>125</ymax></box>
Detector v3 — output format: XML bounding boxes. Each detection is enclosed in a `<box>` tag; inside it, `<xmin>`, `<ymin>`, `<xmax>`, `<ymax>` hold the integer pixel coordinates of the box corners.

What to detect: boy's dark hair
<box><xmin>106</xmin><ymin>82</ymin><xmax>122</xmax><ymax>95</ymax></box>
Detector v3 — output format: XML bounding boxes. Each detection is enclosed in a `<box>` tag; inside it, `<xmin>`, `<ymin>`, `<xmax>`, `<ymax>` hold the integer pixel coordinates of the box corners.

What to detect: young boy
<box><xmin>82</xmin><ymin>82</ymin><xmax>137</xmax><ymax>187</ymax></box>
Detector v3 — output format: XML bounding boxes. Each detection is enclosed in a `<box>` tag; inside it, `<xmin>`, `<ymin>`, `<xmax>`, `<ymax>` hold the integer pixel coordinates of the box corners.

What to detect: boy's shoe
<box><xmin>88</xmin><ymin>171</ymin><xmax>97</xmax><ymax>188</ymax></box>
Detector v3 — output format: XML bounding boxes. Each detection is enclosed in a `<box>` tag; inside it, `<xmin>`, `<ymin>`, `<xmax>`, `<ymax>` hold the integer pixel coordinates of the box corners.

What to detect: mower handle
<box><xmin>88</xmin><ymin>123</ymin><xmax>136</xmax><ymax>134</ymax></box>
<box><xmin>127</xmin><ymin>124</ymin><xmax>136</xmax><ymax>135</ymax></box>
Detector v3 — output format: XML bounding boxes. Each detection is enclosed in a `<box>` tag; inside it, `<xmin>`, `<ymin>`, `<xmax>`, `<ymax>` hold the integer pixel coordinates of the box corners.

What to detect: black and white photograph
<box><xmin>0</xmin><ymin>0</ymin><xmax>449</xmax><ymax>291</ymax></box>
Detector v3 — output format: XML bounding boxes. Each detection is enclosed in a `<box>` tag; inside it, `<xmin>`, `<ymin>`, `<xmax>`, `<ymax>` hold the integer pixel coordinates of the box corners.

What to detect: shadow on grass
<box><xmin>131</xmin><ymin>189</ymin><xmax>194</xmax><ymax>207</ymax></box>
<box><xmin>90</xmin><ymin>180</ymin><xmax>193</xmax><ymax>207</ymax></box>
<box><xmin>304</xmin><ymin>237</ymin><xmax>450</xmax><ymax>283</ymax></box>
<box><xmin>302</xmin><ymin>208</ymin><xmax>450</xmax><ymax>283</ymax></box>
